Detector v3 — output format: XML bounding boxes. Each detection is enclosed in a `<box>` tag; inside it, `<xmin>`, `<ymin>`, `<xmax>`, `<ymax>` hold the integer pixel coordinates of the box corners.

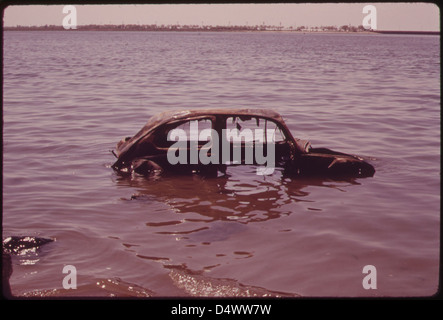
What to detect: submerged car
<box><xmin>111</xmin><ymin>109</ymin><xmax>375</xmax><ymax>178</ymax></box>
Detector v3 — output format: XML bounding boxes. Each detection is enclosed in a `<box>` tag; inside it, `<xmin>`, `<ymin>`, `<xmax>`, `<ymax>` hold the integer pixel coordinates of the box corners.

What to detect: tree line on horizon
<box><xmin>4</xmin><ymin>23</ymin><xmax>374</xmax><ymax>32</ymax></box>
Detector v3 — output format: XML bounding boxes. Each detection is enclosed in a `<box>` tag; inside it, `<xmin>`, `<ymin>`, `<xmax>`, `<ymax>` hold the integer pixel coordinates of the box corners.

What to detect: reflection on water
<box><xmin>117</xmin><ymin>165</ymin><xmax>361</xmax><ymax>221</ymax></box>
<box><xmin>115</xmin><ymin>165</ymin><xmax>362</xmax><ymax>244</ymax></box>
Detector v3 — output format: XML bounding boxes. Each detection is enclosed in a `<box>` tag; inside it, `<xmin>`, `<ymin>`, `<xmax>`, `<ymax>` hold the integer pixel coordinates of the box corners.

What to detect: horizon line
<box><xmin>3</xmin><ymin>24</ymin><xmax>440</xmax><ymax>35</ymax></box>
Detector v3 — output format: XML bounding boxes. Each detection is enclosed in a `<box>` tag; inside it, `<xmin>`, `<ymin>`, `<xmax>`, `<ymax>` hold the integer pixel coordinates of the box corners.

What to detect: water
<box><xmin>3</xmin><ymin>31</ymin><xmax>440</xmax><ymax>298</ymax></box>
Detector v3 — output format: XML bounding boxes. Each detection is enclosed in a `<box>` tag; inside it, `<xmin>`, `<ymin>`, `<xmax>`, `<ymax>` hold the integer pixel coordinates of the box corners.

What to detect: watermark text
<box><xmin>167</xmin><ymin>120</ymin><xmax>276</xmax><ymax>175</ymax></box>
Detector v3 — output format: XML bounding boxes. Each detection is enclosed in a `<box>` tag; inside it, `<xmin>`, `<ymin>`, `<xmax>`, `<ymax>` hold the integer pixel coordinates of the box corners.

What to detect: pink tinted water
<box><xmin>3</xmin><ymin>31</ymin><xmax>440</xmax><ymax>297</ymax></box>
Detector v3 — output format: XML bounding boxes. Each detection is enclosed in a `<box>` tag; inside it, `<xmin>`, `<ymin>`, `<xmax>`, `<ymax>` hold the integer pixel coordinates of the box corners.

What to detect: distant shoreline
<box><xmin>3</xmin><ymin>25</ymin><xmax>439</xmax><ymax>36</ymax></box>
<box><xmin>373</xmin><ymin>30</ymin><xmax>439</xmax><ymax>36</ymax></box>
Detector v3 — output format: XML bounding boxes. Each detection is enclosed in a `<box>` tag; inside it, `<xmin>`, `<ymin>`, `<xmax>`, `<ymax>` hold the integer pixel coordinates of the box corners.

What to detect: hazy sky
<box><xmin>3</xmin><ymin>3</ymin><xmax>440</xmax><ymax>31</ymax></box>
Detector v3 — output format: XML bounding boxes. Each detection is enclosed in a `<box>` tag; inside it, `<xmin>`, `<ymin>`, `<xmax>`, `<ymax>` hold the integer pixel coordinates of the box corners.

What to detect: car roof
<box><xmin>143</xmin><ymin>108</ymin><xmax>284</xmax><ymax>131</ymax></box>
<box><xmin>131</xmin><ymin>108</ymin><xmax>284</xmax><ymax>144</ymax></box>
<box><xmin>115</xmin><ymin>108</ymin><xmax>287</xmax><ymax>161</ymax></box>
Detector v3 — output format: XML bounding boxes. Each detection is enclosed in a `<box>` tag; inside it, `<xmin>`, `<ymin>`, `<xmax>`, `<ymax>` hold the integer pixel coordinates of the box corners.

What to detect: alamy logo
<box><xmin>362</xmin><ymin>5</ymin><xmax>377</xmax><ymax>30</ymax></box>
<box><xmin>62</xmin><ymin>5</ymin><xmax>77</xmax><ymax>30</ymax></box>
<box><xmin>167</xmin><ymin>120</ymin><xmax>276</xmax><ymax>175</ymax></box>
<box><xmin>362</xmin><ymin>265</ymin><xmax>377</xmax><ymax>289</ymax></box>
<box><xmin>62</xmin><ymin>265</ymin><xmax>77</xmax><ymax>289</ymax></box>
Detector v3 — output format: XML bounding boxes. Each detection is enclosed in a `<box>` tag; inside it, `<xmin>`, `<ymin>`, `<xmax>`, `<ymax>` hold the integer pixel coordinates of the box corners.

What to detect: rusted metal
<box><xmin>112</xmin><ymin>108</ymin><xmax>375</xmax><ymax>178</ymax></box>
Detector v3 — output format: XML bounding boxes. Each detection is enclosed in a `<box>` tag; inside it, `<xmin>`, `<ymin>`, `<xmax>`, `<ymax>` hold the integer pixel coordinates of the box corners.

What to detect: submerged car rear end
<box><xmin>290</xmin><ymin>149</ymin><xmax>375</xmax><ymax>177</ymax></box>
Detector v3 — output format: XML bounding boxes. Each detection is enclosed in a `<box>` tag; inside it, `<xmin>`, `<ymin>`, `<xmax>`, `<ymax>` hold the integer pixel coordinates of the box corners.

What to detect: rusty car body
<box><xmin>111</xmin><ymin>109</ymin><xmax>375</xmax><ymax>178</ymax></box>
